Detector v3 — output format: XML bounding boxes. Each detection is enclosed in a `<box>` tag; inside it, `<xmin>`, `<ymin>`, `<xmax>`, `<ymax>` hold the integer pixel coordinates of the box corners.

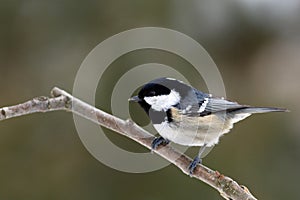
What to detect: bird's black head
<box><xmin>129</xmin><ymin>77</ymin><xmax>183</xmax><ymax>114</ymax></box>
<box><xmin>138</xmin><ymin>82</ymin><xmax>171</xmax><ymax>99</ymax></box>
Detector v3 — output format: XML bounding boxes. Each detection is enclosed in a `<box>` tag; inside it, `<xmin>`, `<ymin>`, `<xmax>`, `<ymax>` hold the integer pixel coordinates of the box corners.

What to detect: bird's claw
<box><xmin>188</xmin><ymin>156</ymin><xmax>202</xmax><ymax>176</ymax></box>
<box><xmin>151</xmin><ymin>136</ymin><xmax>169</xmax><ymax>151</ymax></box>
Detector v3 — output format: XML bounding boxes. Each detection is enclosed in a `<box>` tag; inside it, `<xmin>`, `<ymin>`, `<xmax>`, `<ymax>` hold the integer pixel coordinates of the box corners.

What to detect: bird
<box><xmin>128</xmin><ymin>77</ymin><xmax>287</xmax><ymax>174</ymax></box>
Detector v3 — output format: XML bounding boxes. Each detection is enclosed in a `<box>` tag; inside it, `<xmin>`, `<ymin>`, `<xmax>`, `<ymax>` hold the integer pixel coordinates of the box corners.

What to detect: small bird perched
<box><xmin>129</xmin><ymin>77</ymin><xmax>287</xmax><ymax>174</ymax></box>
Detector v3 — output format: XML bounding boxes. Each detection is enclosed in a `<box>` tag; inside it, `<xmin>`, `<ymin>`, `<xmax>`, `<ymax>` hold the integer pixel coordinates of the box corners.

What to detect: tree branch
<box><xmin>0</xmin><ymin>87</ymin><xmax>257</xmax><ymax>200</ymax></box>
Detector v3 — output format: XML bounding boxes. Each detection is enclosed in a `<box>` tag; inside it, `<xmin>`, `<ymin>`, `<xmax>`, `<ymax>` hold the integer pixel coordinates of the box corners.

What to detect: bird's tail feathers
<box><xmin>237</xmin><ymin>107</ymin><xmax>288</xmax><ymax>114</ymax></box>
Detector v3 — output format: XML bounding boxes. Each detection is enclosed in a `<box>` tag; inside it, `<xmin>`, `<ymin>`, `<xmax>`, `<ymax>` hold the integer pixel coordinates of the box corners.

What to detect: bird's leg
<box><xmin>151</xmin><ymin>136</ymin><xmax>169</xmax><ymax>150</ymax></box>
<box><xmin>188</xmin><ymin>144</ymin><xmax>207</xmax><ymax>175</ymax></box>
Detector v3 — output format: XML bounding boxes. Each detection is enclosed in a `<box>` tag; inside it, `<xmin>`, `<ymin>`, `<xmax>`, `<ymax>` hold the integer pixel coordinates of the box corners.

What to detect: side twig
<box><xmin>0</xmin><ymin>87</ymin><xmax>257</xmax><ymax>200</ymax></box>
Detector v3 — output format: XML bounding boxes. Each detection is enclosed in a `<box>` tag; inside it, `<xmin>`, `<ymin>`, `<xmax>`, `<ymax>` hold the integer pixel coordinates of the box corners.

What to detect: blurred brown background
<box><xmin>0</xmin><ymin>1</ymin><xmax>299</xmax><ymax>199</ymax></box>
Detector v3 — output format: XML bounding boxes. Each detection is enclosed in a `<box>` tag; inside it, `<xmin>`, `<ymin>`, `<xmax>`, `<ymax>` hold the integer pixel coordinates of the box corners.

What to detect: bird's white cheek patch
<box><xmin>144</xmin><ymin>90</ymin><xmax>181</xmax><ymax>111</ymax></box>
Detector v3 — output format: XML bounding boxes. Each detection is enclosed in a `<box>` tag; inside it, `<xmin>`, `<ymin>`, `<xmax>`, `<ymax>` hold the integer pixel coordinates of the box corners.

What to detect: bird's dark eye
<box><xmin>148</xmin><ymin>91</ymin><xmax>156</xmax><ymax>96</ymax></box>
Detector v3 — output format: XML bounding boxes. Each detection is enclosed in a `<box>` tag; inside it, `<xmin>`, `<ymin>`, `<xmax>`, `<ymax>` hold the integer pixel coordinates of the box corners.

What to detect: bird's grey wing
<box><xmin>178</xmin><ymin>88</ymin><xmax>286</xmax><ymax>116</ymax></box>
<box><xmin>178</xmin><ymin>89</ymin><xmax>246</xmax><ymax>116</ymax></box>
<box><xmin>198</xmin><ymin>97</ymin><xmax>247</xmax><ymax>116</ymax></box>
<box><xmin>201</xmin><ymin>97</ymin><xmax>287</xmax><ymax>115</ymax></box>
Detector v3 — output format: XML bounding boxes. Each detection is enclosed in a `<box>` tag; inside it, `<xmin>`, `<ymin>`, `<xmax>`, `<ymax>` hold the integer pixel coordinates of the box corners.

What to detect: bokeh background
<box><xmin>1</xmin><ymin>1</ymin><xmax>300</xmax><ymax>199</ymax></box>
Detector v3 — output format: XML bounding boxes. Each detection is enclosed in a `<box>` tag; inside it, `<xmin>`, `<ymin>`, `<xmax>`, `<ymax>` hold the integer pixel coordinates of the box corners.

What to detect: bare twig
<box><xmin>0</xmin><ymin>87</ymin><xmax>257</xmax><ymax>200</ymax></box>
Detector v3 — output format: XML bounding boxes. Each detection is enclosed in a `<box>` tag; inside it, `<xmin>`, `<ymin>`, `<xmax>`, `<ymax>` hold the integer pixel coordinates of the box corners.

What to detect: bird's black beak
<box><xmin>128</xmin><ymin>96</ymin><xmax>140</xmax><ymax>103</ymax></box>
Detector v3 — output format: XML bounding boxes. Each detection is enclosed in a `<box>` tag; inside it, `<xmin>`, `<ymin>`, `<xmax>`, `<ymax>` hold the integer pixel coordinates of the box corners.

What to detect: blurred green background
<box><xmin>1</xmin><ymin>1</ymin><xmax>299</xmax><ymax>199</ymax></box>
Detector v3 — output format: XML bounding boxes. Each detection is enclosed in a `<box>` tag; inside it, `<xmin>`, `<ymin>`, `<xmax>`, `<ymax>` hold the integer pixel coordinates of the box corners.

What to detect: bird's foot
<box><xmin>151</xmin><ymin>136</ymin><xmax>169</xmax><ymax>151</ymax></box>
<box><xmin>188</xmin><ymin>156</ymin><xmax>202</xmax><ymax>176</ymax></box>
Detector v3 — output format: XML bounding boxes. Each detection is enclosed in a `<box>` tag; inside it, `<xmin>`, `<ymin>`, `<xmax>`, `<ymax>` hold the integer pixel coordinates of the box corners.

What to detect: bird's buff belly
<box><xmin>153</xmin><ymin>114</ymin><xmax>232</xmax><ymax>147</ymax></box>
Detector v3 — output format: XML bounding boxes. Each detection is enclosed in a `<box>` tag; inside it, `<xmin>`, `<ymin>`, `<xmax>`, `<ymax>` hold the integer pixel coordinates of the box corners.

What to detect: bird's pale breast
<box><xmin>153</xmin><ymin>107</ymin><xmax>235</xmax><ymax>147</ymax></box>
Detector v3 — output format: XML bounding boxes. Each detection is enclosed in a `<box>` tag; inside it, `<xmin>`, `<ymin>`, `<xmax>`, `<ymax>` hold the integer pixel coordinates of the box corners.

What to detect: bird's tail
<box><xmin>236</xmin><ymin>107</ymin><xmax>289</xmax><ymax>114</ymax></box>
